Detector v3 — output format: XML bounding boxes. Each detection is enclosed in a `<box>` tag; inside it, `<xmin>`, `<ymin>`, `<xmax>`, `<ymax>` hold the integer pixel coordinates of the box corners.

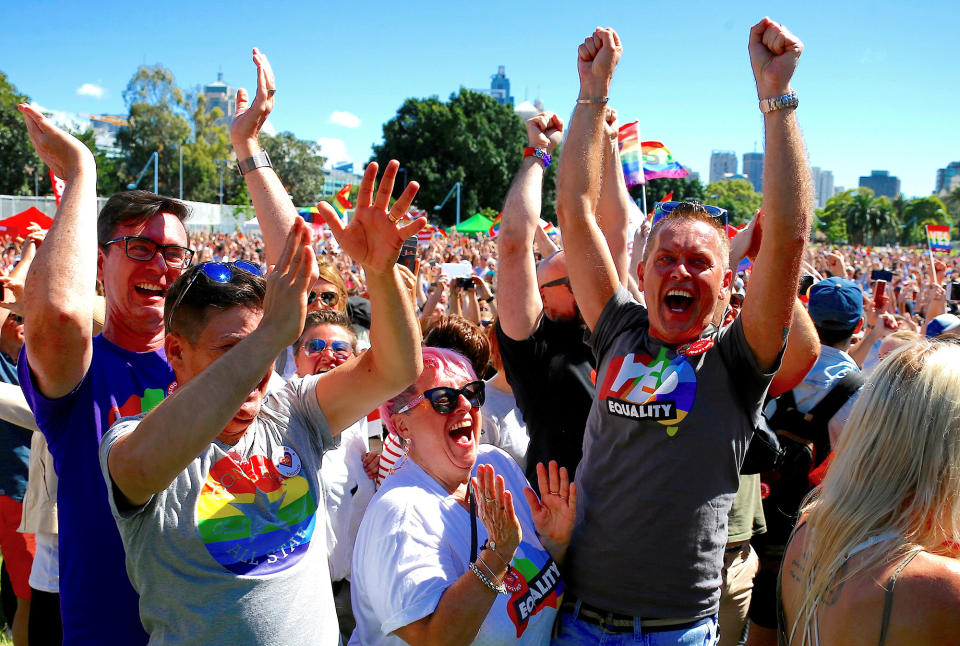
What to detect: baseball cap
<box><xmin>926</xmin><ymin>313</ymin><xmax>960</xmax><ymax>338</ymax></box>
<box><xmin>808</xmin><ymin>277</ymin><xmax>863</xmax><ymax>330</ymax></box>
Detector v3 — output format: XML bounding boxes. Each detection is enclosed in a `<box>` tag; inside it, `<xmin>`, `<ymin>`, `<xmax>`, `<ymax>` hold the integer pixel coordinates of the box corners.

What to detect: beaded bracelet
<box><xmin>469</xmin><ymin>561</ymin><xmax>507</xmax><ymax>595</ymax></box>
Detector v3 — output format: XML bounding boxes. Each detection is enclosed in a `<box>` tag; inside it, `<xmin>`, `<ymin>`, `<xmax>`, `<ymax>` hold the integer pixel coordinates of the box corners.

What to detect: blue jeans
<box><xmin>551</xmin><ymin>608</ymin><xmax>719</xmax><ymax>646</ymax></box>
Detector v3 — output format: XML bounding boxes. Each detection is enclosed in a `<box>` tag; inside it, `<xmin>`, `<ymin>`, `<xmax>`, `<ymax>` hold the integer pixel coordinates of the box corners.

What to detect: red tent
<box><xmin>0</xmin><ymin>207</ymin><xmax>53</xmax><ymax>238</ymax></box>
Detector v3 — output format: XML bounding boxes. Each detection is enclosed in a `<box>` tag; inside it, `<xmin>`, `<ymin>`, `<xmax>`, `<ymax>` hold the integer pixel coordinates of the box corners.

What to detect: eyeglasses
<box><xmin>166</xmin><ymin>260</ymin><xmax>263</xmax><ymax>330</ymax></box>
<box><xmin>395</xmin><ymin>380</ymin><xmax>486</xmax><ymax>415</ymax></box>
<box><xmin>308</xmin><ymin>290</ymin><xmax>340</xmax><ymax>307</ymax></box>
<box><xmin>653</xmin><ymin>201</ymin><xmax>728</xmax><ymax>228</ymax></box>
<box><xmin>7</xmin><ymin>315</ymin><xmax>22</xmax><ymax>324</ymax></box>
<box><xmin>539</xmin><ymin>276</ymin><xmax>571</xmax><ymax>289</ymax></box>
<box><xmin>103</xmin><ymin>236</ymin><xmax>194</xmax><ymax>268</ymax></box>
<box><xmin>302</xmin><ymin>338</ymin><xmax>353</xmax><ymax>357</ymax></box>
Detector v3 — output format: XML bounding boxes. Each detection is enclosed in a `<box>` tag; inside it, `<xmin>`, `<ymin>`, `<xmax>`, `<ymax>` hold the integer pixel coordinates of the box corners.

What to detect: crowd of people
<box><xmin>0</xmin><ymin>16</ymin><xmax>958</xmax><ymax>646</ymax></box>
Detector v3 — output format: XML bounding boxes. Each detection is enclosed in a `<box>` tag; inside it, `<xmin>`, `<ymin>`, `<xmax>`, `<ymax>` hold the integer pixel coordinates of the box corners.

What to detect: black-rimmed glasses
<box><xmin>103</xmin><ymin>236</ymin><xmax>194</xmax><ymax>268</ymax></box>
<box><xmin>539</xmin><ymin>276</ymin><xmax>571</xmax><ymax>289</ymax></box>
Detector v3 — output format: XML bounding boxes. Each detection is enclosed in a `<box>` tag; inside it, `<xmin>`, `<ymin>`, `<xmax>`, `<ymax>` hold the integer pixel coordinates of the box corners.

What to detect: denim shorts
<box><xmin>551</xmin><ymin>608</ymin><xmax>719</xmax><ymax>646</ymax></box>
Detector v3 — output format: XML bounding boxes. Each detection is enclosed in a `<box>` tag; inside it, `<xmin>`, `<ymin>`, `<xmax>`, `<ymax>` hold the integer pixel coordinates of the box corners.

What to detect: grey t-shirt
<box><xmin>100</xmin><ymin>374</ymin><xmax>340</xmax><ymax>646</ymax></box>
<box><xmin>567</xmin><ymin>288</ymin><xmax>777</xmax><ymax>619</ymax></box>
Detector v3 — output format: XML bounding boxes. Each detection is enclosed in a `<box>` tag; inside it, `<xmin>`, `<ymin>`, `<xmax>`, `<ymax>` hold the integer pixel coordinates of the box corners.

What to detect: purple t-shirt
<box><xmin>20</xmin><ymin>334</ymin><xmax>175</xmax><ymax>646</ymax></box>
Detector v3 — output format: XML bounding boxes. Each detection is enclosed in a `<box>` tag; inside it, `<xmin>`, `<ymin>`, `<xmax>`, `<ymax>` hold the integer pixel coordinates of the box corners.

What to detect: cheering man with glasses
<box><xmin>552</xmin><ymin>20</ymin><xmax>812</xmax><ymax>644</ymax></box>
<box><xmin>17</xmin><ymin>103</ymin><xmax>192</xmax><ymax>645</ymax></box>
<box><xmin>101</xmin><ymin>157</ymin><xmax>426</xmax><ymax>644</ymax></box>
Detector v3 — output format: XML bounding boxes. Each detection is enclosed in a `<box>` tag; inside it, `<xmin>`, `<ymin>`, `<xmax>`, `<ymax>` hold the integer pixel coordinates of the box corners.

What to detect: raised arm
<box><xmin>555</xmin><ymin>28</ymin><xmax>623</xmax><ymax>331</ymax></box>
<box><xmin>230</xmin><ymin>48</ymin><xmax>296</xmax><ymax>266</ymax></box>
<box><xmin>18</xmin><ymin>104</ymin><xmax>97</xmax><ymax>398</ymax></box>
<box><xmin>313</xmin><ymin>161</ymin><xmax>426</xmax><ymax>433</ymax></box>
<box><xmin>596</xmin><ymin>107</ymin><xmax>639</xmax><ymax>285</ymax></box>
<box><xmin>496</xmin><ymin>112</ymin><xmax>563</xmax><ymax>341</ymax></box>
<box><xmin>739</xmin><ymin>18</ymin><xmax>812</xmax><ymax>370</ymax></box>
<box><xmin>109</xmin><ymin>220</ymin><xmax>319</xmax><ymax>506</ymax></box>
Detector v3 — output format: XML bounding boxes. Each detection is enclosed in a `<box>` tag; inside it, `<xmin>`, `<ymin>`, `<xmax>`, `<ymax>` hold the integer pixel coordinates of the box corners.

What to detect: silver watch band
<box><xmin>759</xmin><ymin>91</ymin><xmax>799</xmax><ymax>114</ymax></box>
<box><xmin>237</xmin><ymin>151</ymin><xmax>273</xmax><ymax>176</ymax></box>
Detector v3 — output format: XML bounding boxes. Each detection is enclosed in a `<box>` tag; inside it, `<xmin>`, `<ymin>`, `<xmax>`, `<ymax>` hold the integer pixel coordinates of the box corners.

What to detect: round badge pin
<box><xmin>681</xmin><ymin>338</ymin><xmax>715</xmax><ymax>356</ymax></box>
<box><xmin>275</xmin><ymin>446</ymin><xmax>302</xmax><ymax>478</ymax></box>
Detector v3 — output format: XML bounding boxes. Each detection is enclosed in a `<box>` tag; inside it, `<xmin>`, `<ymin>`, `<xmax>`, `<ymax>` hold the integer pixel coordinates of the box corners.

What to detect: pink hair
<box><xmin>378</xmin><ymin>346</ymin><xmax>477</xmax><ymax>435</ymax></box>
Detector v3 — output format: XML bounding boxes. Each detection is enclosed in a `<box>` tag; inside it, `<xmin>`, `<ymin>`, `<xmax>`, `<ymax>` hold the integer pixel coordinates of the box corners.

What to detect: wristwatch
<box><xmin>759</xmin><ymin>91</ymin><xmax>799</xmax><ymax>114</ymax></box>
<box><xmin>237</xmin><ymin>151</ymin><xmax>273</xmax><ymax>176</ymax></box>
<box><xmin>523</xmin><ymin>147</ymin><xmax>551</xmax><ymax>168</ymax></box>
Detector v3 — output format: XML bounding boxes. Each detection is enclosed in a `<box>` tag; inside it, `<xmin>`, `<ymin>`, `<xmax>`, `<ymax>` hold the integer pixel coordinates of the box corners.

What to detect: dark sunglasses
<box><xmin>308</xmin><ymin>290</ymin><xmax>340</xmax><ymax>307</ymax></box>
<box><xmin>302</xmin><ymin>338</ymin><xmax>353</xmax><ymax>357</ymax></box>
<box><xmin>653</xmin><ymin>201</ymin><xmax>728</xmax><ymax>228</ymax></box>
<box><xmin>8</xmin><ymin>314</ymin><xmax>22</xmax><ymax>324</ymax></box>
<box><xmin>395</xmin><ymin>380</ymin><xmax>485</xmax><ymax>415</ymax></box>
<box><xmin>103</xmin><ymin>236</ymin><xmax>194</xmax><ymax>268</ymax></box>
<box><xmin>539</xmin><ymin>276</ymin><xmax>571</xmax><ymax>289</ymax></box>
<box><xmin>166</xmin><ymin>261</ymin><xmax>263</xmax><ymax>329</ymax></box>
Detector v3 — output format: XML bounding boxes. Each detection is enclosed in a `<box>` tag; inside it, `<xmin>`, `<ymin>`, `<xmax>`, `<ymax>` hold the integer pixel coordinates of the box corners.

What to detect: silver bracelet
<box><xmin>576</xmin><ymin>97</ymin><xmax>609</xmax><ymax>104</ymax></box>
<box><xmin>759</xmin><ymin>91</ymin><xmax>799</xmax><ymax>114</ymax></box>
<box><xmin>469</xmin><ymin>561</ymin><xmax>507</xmax><ymax>595</ymax></box>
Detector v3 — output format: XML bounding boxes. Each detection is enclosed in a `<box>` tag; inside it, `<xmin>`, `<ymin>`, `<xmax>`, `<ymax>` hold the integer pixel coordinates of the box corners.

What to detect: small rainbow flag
<box><xmin>926</xmin><ymin>224</ymin><xmax>951</xmax><ymax>253</ymax></box>
<box><xmin>539</xmin><ymin>218</ymin><xmax>558</xmax><ymax>237</ymax></box>
<box><xmin>618</xmin><ymin>121</ymin><xmax>644</xmax><ymax>188</ymax></box>
<box><xmin>488</xmin><ymin>213</ymin><xmax>502</xmax><ymax>237</ymax></box>
<box><xmin>336</xmin><ymin>185</ymin><xmax>353</xmax><ymax>211</ymax></box>
<box><xmin>642</xmin><ymin>142</ymin><xmax>689</xmax><ymax>181</ymax></box>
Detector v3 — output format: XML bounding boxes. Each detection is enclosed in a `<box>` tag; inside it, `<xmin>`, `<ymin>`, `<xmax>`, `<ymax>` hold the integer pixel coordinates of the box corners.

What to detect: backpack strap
<box><xmin>806</xmin><ymin>369</ymin><xmax>864</xmax><ymax>424</ymax></box>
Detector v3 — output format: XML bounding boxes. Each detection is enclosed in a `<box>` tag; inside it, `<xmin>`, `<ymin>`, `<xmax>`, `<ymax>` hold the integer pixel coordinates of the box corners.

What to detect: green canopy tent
<box><xmin>448</xmin><ymin>213</ymin><xmax>494</xmax><ymax>235</ymax></box>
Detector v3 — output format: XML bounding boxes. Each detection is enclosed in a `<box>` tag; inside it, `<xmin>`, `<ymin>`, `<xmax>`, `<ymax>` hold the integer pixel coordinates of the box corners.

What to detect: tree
<box><xmin>75</xmin><ymin>129</ymin><xmax>126</xmax><ymax>196</ymax></box>
<box><xmin>704</xmin><ymin>179</ymin><xmax>762</xmax><ymax>226</ymax></box>
<box><xmin>373</xmin><ymin>89</ymin><xmax>527</xmax><ymax>225</ymax></box>
<box><xmin>815</xmin><ymin>206</ymin><xmax>847</xmax><ymax>243</ymax></box>
<box><xmin>900</xmin><ymin>195</ymin><xmax>949</xmax><ymax>245</ymax></box>
<box><xmin>117</xmin><ymin>64</ymin><xmax>192</xmax><ymax>197</ymax></box>
<box><xmin>259</xmin><ymin>132</ymin><xmax>325</xmax><ymax>206</ymax></box>
<box><xmin>181</xmin><ymin>92</ymin><xmax>235</xmax><ymax>203</ymax></box>
<box><xmin>0</xmin><ymin>71</ymin><xmax>40</xmax><ymax>195</ymax></box>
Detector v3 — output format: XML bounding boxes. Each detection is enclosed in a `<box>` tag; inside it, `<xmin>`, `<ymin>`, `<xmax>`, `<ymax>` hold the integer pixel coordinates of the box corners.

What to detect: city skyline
<box><xmin>1</xmin><ymin>0</ymin><xmax>954</xmax><ymax>199</ymax></box>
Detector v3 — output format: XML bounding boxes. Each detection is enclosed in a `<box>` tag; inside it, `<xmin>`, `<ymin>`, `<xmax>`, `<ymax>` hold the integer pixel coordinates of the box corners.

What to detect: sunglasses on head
<box><xmin>539</xmin><ymin>276</ymin><xmax>570</xmax><ymax>289</ymax></box>
<box><xmin>395</xmin><ymin>380</ymin><xmax>486</xmax><ymax>415</ymax></box>
<box><xmin>166</xmin><ymin>260</ymin><xmax>263</xmax><ymax>329</ymax></box>
<box><xmin>103</xmin><ymin>236</ymin><xmax>194</xmax><ymax>268</ymax></box>
<box><xmin>302</xmin><ymin>338</ymin><xmax>353</xmax><ymax>357</ymax></box>
<box><xmin>308</xmin><ymin>290</ymin><xmax>340</xmax><ymax>307</ymax></box>
<box><xmin>653</xmin><ymin>201</ymin><xmax>728</xmax><ymax>228</ymax></box>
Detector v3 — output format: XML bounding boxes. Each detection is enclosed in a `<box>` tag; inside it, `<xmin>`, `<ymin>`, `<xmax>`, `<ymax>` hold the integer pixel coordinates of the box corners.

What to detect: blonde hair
<box><xmin>790</xmin><ymin>339</ymin><xmax>960</xmax><ymax>645</ymax></box>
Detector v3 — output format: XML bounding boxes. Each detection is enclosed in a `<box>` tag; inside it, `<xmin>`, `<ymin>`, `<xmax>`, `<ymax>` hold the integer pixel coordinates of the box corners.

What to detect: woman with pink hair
<box><xmin>350</xmin><ymin>347</ymin><xmax>574</xmax><ymax>645</ymax></box>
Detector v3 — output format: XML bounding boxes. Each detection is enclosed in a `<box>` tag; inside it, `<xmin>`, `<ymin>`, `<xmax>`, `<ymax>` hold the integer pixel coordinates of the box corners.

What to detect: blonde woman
<box><xmin>779</xmin><ymin>338</ymin><xmax>960</xmax><ymax>645</ymax></box>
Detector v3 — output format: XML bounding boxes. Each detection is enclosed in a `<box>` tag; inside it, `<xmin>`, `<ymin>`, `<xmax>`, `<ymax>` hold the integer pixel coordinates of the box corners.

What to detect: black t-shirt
<box><xmin>496</xmin><ymin>316</ymin><xmax>595</xmax><ymax>490</ymax></box>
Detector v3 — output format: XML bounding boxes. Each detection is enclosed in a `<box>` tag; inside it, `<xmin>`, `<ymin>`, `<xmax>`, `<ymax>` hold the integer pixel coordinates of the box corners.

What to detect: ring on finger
<box><xmin>484</xmin><ymin>496</ymin><xmax>496</xmax><ymax>503</ymax></box>
<box><xmin>266</xmin><ymin>89</ymin><xmax>276</xmax><ymax>97</ymax></box>
<box><xmin>388</xmin><ymin>213</ymin><xmax>400</xmax><ymax>223</ymax></box>
<box><xmin>549</xmin><ymin>491</ymin><xmax>560</xmax><ymax>495</ymax></box>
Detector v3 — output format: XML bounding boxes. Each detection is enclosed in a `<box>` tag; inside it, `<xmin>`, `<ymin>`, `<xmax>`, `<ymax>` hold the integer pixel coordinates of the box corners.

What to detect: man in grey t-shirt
<box><xmin>100</xmin><ymin>165</ymin><xmax>426</xmax><ymax>645</ymax></box>
<box><xmin>551</xmin><ymin>20</ymin><xmax>812</xmax><ymax>645</ymax></box>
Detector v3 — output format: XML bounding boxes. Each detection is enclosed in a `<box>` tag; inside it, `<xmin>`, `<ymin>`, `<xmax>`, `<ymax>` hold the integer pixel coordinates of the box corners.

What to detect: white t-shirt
<box><xmin>480</xmin><ymin>380</ymin><xmax>529</xmax><ymax>470</ymax></box>
<box><xmin>350</xmin><ymin>445</ymin><xmax>562</xmax><ymax>646</ymax></box>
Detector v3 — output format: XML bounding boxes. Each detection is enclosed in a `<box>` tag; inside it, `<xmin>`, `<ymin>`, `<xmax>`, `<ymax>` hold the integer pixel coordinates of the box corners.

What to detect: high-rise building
<box><xmin>489</xmin><ymin>66</ymin><xmax>514</xmax><ymax>106</ymax></box>
<box><xmin>810</xmin><ymin>167</ymin><xmax>835</xmax><ymax>208</ymax></box>
<box><xmin>202</xmin><ymin>71</ymin><xmax>236</xmax><ymax>127</ymax></box>
<box><xmin>858</xmin><ymin>170</ymin><xmax>900</xmax><ymax>199</ymax></box>
<box><xmin>709</xmin><ymin>151</ymin><xmax>737</xmax><ymax>184</ymax></box>
<box><xmin>935</xmin><ymin>161</ymin><xmax>960</xmax><ymax>195</ymax></box>
<box><xmin>742</xmin><ymin>152</ymin><xmax>764</xmax><ymax>193</ymax></box>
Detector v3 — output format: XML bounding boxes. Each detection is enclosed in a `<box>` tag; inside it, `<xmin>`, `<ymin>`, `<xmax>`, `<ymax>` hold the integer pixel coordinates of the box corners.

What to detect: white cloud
<box><xmin>316</xmin><ymin>137</ymin><xmax>351</xmax><ymax>166</ymax></box>
<box><xmin>261</xmin><ymin>119</ymin><xmax>277</xmax><ymax>136</ymax></box>
<box><xmin>329</xmin><ymin>111</ymin><xmax>361</xmax><ymax>128</ymax></box>
<box><xmin>76</xmin><ymin>83</ymin><xmax>106</xmax><ymax>99</ymax></box>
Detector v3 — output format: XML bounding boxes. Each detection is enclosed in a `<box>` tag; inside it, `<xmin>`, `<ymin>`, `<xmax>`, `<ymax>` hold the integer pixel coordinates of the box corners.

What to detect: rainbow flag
<box><xmin>488</xmin><ymin>213</ymin><xmax>502</xmax><ymax>237</ymax></box>
<box><xmin>618</xmin><ymin>121</ymin><xmax>645</xmax><ymax>187</ymax></box>
<box><xmin>642</xmin><ymin>141</ymin><xmax>689</xmax><ymax>181</ymax></box>
<box><xmin>335</xmin><ymin>185</ymin><xmax>353</xmax><ymax>211</ymax></box>
<box><xmin>926</xmin><ymin>224</ymin><xmax>951</xmax><ymax>252</ymax></box>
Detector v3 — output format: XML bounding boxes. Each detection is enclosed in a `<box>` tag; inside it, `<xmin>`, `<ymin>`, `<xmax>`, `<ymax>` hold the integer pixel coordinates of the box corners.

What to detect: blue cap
<box><xmin>926</xmin><ymin>313</ymin><xmax>960</xmax><ymax>338</ymax></box>
<box><xmin>808</xmin><ymin>277</ymin><xmax>863</xmax><ymax>330</ymax></box>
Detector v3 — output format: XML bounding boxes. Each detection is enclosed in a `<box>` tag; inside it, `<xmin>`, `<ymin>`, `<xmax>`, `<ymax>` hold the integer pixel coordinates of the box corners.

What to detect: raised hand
<box><xmin>523</xmin><ymin>461</ymin><xmax>576</xmax><ymax>559</ymax></box>
<box><xmin>602</xmin><ymin>106</ymin><xmax>619</xmax><ymax>143</ymax></box>
<box><xmin>472</xmin><ymin>463</ymin><xmax>522</xmax><ymax>561</ymax></box>
<box><xmin>230</xmin><ymin>47</ymin><xmax>276</xmax><ymax>152</ymax></box>
<box><xmin>748</xmin><ymin>18</ymin><xmax>803</xmax><ymax>99</ymax></box>
<box><xmin>525</xmin><ymin>111</ymin><xmax>564</xmax><ymax>154</ymax></box>
<box><xmin>259</xmin><ymin>218</ymin><xmax>319</xmax><ymax>348</ymax></box>
<box><xmin>18</xmin><ymin>104</ymin><xmax>94</xmax><ymax>180</ymax></box>
<box><xmin>317</xmin><ymin>160</ymin><xmax>427</xmax><ymax>274</ymax></box>
<box><xmin>577</xmin><ymin>27</ymin><xmax>622</xmax><ymax>97</ymax></box>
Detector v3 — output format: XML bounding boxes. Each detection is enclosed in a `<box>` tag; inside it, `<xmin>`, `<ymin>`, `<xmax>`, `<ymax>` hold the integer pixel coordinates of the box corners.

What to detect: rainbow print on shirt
<box><xmin>596</xmin><ymin>347</ymin><xmax>697</xmax><ymax>435</ymax></box>
<box><xmin>504</xmin><ymin>547</ymin><xmax>563</xmax><ymax>638</ymax></box>
<box><xmin>196</xmin><ymin>450</ymin><xmax>317</xmax><ymax>575</ymax></box>
<box><xmin>108</xmin><ymin>387</ymin><xmax>168</xmax><ymax>426</ymax></box>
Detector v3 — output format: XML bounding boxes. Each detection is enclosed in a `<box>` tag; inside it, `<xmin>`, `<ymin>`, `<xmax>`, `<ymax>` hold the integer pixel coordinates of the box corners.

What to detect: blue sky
<box><xmin>2</xmin><ymin>0</ymin><xmax>955</xmax><ymax>198</ymax></box>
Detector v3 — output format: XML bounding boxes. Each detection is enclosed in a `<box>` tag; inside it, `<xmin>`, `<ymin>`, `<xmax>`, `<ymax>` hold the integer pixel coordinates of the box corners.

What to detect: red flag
<box><xmin>658</xmin><ymin>191</ymin><xmax>674</xmax><ymax>203</ymax></box>
<box><xmin>335</xmin><ymin>185</ymin><xmax>353</xmax><ymax>210</ymax></box>
<box><xmin>49</xmin><ymin>170</ymin><xmax>65</xmax><ymax>206</ymax></box>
